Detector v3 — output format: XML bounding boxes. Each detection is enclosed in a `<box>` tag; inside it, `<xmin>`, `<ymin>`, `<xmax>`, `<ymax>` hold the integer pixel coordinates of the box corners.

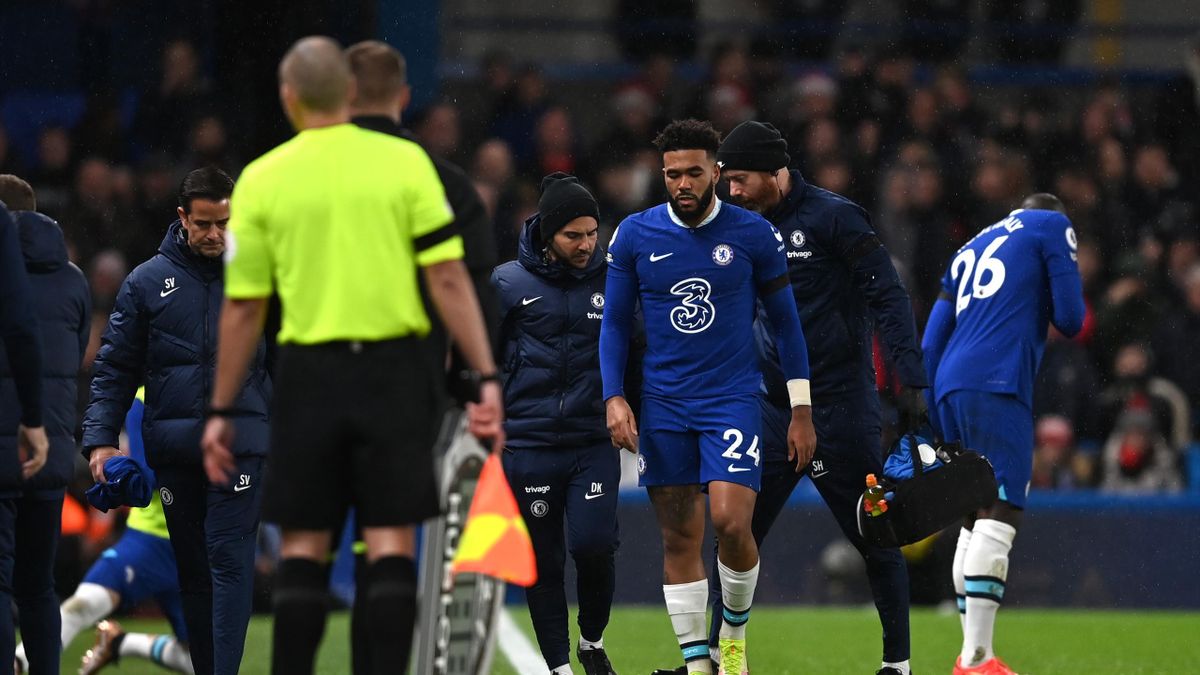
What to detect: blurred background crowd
<box><xmin>3</xmin><ymin>0</ymin><xmax>1199</xmax><ymax>596</ymax></box>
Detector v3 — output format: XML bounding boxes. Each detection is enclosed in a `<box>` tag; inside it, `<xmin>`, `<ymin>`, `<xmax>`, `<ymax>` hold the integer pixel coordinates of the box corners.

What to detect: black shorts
<box><xmin>263</xmin><ymin>338</ymin><xmax>442</xmax><ymax>530</ymax></box>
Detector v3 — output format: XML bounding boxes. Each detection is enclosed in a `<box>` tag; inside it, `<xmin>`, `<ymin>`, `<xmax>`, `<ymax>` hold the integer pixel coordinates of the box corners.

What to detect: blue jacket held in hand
<box><xmin>492</xmin><ymin>216</ymin><xmax>640</xmax><ymax>449</ymax></box>
<box><xmin>0</xmin><ymin>211</ymin><xmax>90</xmax><ymax>496</ymax></box>
<box><xmin>82</xmin><ymin>221</ymin><xmax>271</xmax><ymax>467</ymax></box>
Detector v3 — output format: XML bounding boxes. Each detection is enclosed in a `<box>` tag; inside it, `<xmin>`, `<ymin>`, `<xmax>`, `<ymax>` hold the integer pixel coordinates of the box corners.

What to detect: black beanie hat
<box><xmin>716</xmin><ymin>121</ymin><xmax>790</xmax><ymax>172</ymax></box>
<box><xmin>538</xmin><ymin>172</ymin><xmax>600</xmax><ymax>242</ymax></box>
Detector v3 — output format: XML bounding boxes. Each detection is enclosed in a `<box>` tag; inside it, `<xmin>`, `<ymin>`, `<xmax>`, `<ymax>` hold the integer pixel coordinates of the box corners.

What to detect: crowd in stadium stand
<box><xmin>1</xmin><ymin>36</ymin><xmax>1197</xmax><ymax>499</ymax></box>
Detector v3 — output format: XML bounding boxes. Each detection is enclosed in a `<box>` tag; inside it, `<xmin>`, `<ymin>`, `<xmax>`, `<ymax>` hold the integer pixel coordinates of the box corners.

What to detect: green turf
<box><xmin>53</xmin><ymin>606</ymin><xmax>1200</xmax><ymax>674</ymax></box>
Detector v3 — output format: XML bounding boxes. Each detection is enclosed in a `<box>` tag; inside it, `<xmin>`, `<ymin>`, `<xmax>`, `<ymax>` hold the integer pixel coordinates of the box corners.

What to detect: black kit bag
<box><xmin>856</xmin><ymin>435</ymin><xmax>998</xmax><ymax>548</ymax></box>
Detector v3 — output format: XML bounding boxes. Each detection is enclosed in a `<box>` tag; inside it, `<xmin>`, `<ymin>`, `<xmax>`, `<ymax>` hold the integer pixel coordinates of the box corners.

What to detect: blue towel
<box><xmin>884</xmin><ymin>432</ymin><xmax>945</xmax><ymax>482</ymax></box>
<box><xmin>85</xmin><ymin>456</ymin><xmax>154</xmax><ymax>512</ymax></box>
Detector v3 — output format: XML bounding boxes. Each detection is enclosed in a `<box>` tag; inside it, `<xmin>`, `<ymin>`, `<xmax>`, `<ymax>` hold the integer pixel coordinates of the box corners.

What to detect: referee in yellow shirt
<box><xmin>199</xmin><ymin>36</ymin><xmax>504</xmax><ymax>675</ymax></box>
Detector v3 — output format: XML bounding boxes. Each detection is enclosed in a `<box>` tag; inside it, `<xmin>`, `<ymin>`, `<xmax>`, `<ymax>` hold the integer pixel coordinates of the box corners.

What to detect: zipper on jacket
<box><xmin>558</xmin><ymin>284</ymin><xmax>569</xmax><ymax>421</ymax></box>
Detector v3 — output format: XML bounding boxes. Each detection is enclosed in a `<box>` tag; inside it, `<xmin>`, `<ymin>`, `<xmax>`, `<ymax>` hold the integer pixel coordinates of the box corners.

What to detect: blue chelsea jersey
<box><xmin>934</xmin><ymin>208</ymin><xmax>1083</xmax><ymax>407</ymax></box>
<box><xmin>605</xmin><ymin>199</ymin><xmax>789</xmax><ymax>399</ymax></box>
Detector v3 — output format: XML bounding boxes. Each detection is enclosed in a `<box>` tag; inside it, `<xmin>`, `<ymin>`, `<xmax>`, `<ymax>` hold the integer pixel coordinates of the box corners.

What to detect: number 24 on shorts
<box><xmin>722</xmin><ymin>428</ymin><xmax>760</xmax><ymax>468</ymax></box>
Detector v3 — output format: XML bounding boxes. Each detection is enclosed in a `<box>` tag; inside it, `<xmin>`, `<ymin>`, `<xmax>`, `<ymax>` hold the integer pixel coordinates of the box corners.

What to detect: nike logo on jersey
<box><xmin>727</xmin><ymin>465</ymin><xmax>752</xmax><ymax>473</ymax></box>
<box><xmin>521</xmin><ymin>296</ymin><xmax>543</xmax><ymax>306</ymax></box>
<box><xmin>649</xmin><ymin>252</ymin><xmax>674</xmax><ymax>262</ymax></box>
<box><xmin>161</xmin><ymin>277</ymin><xmax>179</xmax><ymax>297</ymax></box>
<box><xmin>160</xmin><ymin>288</ymin><xmax>180</xmax><ymax>297</ymax></box>
<box><xmin>584</xmin><ymin>481</ymin><xmax>605</xmax><ymax>500</ymax></box>
<box><xmin>584</xmin><ymin>492</ymin><xmax>605</xmax><ymax>500</ymax></box>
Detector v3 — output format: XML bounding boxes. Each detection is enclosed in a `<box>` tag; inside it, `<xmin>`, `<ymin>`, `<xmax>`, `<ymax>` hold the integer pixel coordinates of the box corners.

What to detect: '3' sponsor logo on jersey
<box><xmin>669</xmin><ymin>277</ymin><xmax>715</xmax><ymax>334</ymax></box>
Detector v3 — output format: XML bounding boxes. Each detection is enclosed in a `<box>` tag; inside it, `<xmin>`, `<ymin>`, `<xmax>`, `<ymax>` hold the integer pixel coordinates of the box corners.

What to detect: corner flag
<box><xmin>451</xmin><ymin>452</ymin><xmax>537</xmax><ymax>587</ymax></box>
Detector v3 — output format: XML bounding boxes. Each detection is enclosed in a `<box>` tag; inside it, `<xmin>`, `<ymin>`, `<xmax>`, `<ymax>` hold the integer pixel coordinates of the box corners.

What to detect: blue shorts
<box><xmin>936</xmin><ymin>389</ymin><xmax>1033</xmax><ymax>508</ymax></box>
<box><xmin>638</xmin><ymin>394</ymin><xmax>764</xmax><ymax>491</ymax></box>
<box><xmin>83</xmin><ymin>528</ymin><xmax>188</xmax><ymax>641</ymax></box>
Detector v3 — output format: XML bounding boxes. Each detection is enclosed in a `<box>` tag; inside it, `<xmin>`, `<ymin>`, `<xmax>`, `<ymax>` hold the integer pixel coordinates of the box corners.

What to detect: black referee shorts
<box><xmin>263</xmin><ymin>337</ymin><xmax>442</xmax><ymax>530</ymax></box>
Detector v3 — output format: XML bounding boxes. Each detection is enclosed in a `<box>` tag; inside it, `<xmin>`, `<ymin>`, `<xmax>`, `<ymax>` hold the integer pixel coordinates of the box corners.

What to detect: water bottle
<box><xmin>862</xmin><ymin>473</ymin><xmax>888</xmax><ymax>517</ymax></box>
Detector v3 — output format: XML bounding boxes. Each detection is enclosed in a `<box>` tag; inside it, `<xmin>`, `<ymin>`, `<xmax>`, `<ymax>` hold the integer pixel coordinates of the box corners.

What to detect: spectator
<box><xmin>134</xmin><ymin>38</ymin><xmax>214</xmax><ymax>157</ymax></box>
<box><xmin>414</xmin><ymin>101</ymin><xmax>465</xmax><ymax>166</ymax></box>
<box><xmin>1034</xmin><ymin>328</ymin><xmax>1102</xmax><ymax>443</ymax></box>
<box><xmin>1092</xmin><ymin>263</ymin><xmax>1163</xmax><ymax>373</ymax></box>
<box><xmin>1099</xmin><ymin>343</ymin><xmax>1191</xmax><ymax>452</ymax></box>
<box><xmin>185</xmin><ymin>114</ymin><xmax>242</xmax><ymax>176</ymax></box>
<box><xmin>970</xmin><ymin>142</ymin><xmax>1031</xmax><ymax>227</ymax></box>
<box><xmin>523</xmin><ymin>107</ymin><xmax>580</xmax><ymax>181</ymax></box>
<box><xmin>30</xmin><ymin>127</ymin><xmax>74</xmax><ymax>217</ymax></box>
<box><xmin>1153</xmin><ymin>264</ymin><xmax>1200</xmax><ymax>433</ymax></box>
<box><xmin>1100</xmin><ymin>411</ymin><xmax>1184</xmax><ymax>494</ymax></box>
<box><xmin>491</xmin><ymin>65</ymin><xmax>551</xmax><ymax>165</ymax></box>
<box><xmin>0</xmin><ymin>123</ymin><xmax>24</xmax><ymax>176</ymax></box>
<box><xmin>1031</xmin><ymin>415</ymin><xmax>1094</xmax><ymax>490</ymax></box>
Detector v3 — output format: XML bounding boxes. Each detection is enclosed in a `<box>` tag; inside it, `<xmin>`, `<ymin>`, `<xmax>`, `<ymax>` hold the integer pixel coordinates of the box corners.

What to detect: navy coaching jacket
<box><xmin>0</xmin><ymin>212</ymin><xmax>90</xmax><ymax>496</ymax></box>
<box><xmin>493</xmin><ymin>216</ymin><xmax>639</xmax><ymax>449</ymax></box>
<box><xmin>83</xmin><ymin>221</ymin><xmax>271</xmax><ymax>467</ymax></box>
<box><xmin>768</xmin><ymin>171</ymin><xmax>926</xmax><ymax>403</ymax></box>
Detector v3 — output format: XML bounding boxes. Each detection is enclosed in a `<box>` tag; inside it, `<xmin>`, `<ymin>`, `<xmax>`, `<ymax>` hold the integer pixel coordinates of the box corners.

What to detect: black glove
<box><xmin>896</xmin><ymin>385</ymin><xmax>929</xmax><ymax>436</ymax></box>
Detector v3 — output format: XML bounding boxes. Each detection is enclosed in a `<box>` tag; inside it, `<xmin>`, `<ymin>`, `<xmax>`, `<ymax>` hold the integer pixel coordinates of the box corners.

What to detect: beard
<box><xmin>668</xmin><ymin>181</ymin><xmax>716</xmax><ymax>226</ymax></box>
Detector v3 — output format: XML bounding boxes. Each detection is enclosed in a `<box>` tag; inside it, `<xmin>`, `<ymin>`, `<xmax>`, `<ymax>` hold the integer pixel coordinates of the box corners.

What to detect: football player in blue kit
<box><xmin>600</xmin><ymin>119</ymin><xmax>816</xmax><ymax>675</ymax></box>
<box><xmin>922</xmin><ymin>194</ymin><xmax>1085</xmax><ymax>675</ymax></box>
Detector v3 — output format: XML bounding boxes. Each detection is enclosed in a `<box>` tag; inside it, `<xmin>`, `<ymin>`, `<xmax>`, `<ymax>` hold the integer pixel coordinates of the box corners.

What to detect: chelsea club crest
<box><xmin>712</xmin><ymin>244</ymin><xmax>734</xmax><ymax>266</ymax></box>
<box><xmin>790</xmin><ymin>230</ymin><xmax>806</xmax><ymax>248</ymax></box>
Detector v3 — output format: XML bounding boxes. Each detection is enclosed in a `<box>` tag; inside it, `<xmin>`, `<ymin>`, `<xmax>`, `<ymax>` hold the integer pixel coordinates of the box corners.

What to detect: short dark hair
<box><xmin>346</xmin><ymin>40</ymin><xmax>407</xmax><ymax>107</ymax></box>
<box><xmin>178</xmin><ymin>166</ymin><xmax>234</xmax><ymax>213</ymax></box>
<box><xmin>1021</xmin><ymin>192</ymin><xmax>1066</xmax><ymax>214</ymax></box>
<box><xmin>653</xmin><ymin>119</ymin><xmax>722</xmax><ymax>157</ymax></box>
<box><xmin>0</xmin><ymin>174</ymin><xmax>35</xmax><ymax>211</ymax></box>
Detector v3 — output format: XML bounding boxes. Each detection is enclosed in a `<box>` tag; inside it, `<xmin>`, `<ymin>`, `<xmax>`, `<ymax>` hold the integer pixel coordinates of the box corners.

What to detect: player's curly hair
<box><xmin>653</xmin><ymin>119</ymin><xmax>722</xmax><ymax>156</ymax></box>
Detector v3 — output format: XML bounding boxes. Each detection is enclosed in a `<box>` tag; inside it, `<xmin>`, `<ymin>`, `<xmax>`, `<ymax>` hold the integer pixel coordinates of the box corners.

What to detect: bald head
<box><xmin>1021</xmin><ymin>192</ymin><xmax>1066</xmax><ymax>214</ymax></box>
<box><xmin>279</xmin><ymin>36</ymin><xmax>353</xmax><ymax>113</ymax></box>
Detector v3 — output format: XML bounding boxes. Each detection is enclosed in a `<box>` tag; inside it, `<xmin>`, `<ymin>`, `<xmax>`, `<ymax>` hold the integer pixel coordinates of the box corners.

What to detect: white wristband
<box><xmin>787</xmin><ymin>378</ymin><xmax>811</xmax><ymax>407</ymax></box>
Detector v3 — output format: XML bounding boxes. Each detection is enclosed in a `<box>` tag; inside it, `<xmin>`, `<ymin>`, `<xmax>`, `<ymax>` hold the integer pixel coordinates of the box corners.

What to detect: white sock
<box><xmin>960</xmin><ymin>519</ymin><xmax>1016</xmax><ymax>666</ymax></box>
<box><xmin>717</xmin><ymin>558</ymin><xmax>758</xmax><ymax>641</ymax></box>
<box><xmin>882</xmin><ymin>659</ymin><xmax>911</xmax><ymax>674</ymax></box>
<box><xmin>663</xmin><ymin>579</ymin><xmax>712</xmax><ymax>674</ymax></box>
<box><xmin>952</xmin><ymin>527</ymin><xmax>973</xmax><ymax>631</ymax></box>
<box><xmin>550</xmin><ymin>664</ymin><xmax>574</xmax><ymax>675</ymax></box>
<box><xmin>579</xmin><ymin>635</ymin><xmax>604</xmax><ymax>651</ymax></box>
<box><xmin>120</xmin><ymin>633</ymin><xmax>195</xmax><ymax>674</ymax></box>
<box><xmin>13</xmin><ymin>644</ymin><xmax>26</xmax><ymax>672</ymax></box>
<box><xmin>61</xmin><ymin>582</ymin><xmax>116</xmax><ymax>647</ymax></box>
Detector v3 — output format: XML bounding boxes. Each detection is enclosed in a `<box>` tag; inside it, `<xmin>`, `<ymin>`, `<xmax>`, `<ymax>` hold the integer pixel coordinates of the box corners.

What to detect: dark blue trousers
<box><xmin>709</xmin><ymin>397</ymin><xmax>911</xmax><ymax>662</ymax></box>
<box><xmin>502</xmin><ymin>442</ymin><xmax>620</xmax><ymax>669</ymax></box>
<box><xmin>0</xmin><ymin>494</ymin><xmax>62</xmax><ymax>675</ymax></box>
<box><xmin>155</xmin><ymin>456</ymin><xmax>264</xmax><ymax>675</ymax></box>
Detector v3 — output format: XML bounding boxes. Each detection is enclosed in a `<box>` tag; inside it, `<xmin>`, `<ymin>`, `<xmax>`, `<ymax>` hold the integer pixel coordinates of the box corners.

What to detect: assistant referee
<box><xmin>200</xmin><ymin>36</ymin><xmax>504</xmax><ymax>675</ymax></box>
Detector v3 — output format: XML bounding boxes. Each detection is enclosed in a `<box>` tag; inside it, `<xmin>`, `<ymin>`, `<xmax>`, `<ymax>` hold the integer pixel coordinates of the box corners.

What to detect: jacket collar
<box><xmin>158</xmin><ymin>220</ymin><xmax>222</xmax><ymax>281</ymax></box>
<box><xmin>766</xmin><ymin>170</ymin><xmax>808</xmax><ymax>224</ymax></box>
<box><xmin>517</xmin><ymin>214</ymin><xmax>604</xmax><ymax>282</ymax></box>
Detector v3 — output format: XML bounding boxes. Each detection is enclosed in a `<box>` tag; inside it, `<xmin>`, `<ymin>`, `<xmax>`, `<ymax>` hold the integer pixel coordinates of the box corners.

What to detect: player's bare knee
<box><xmin>660</xmin><ymin>528</ymin><xmax>701</xmax><ymax>557</ymax></box>
<box><xmin>710</xmin><ymin>511</ymin><xmax>752</xmax><ymax>545</ymax></box>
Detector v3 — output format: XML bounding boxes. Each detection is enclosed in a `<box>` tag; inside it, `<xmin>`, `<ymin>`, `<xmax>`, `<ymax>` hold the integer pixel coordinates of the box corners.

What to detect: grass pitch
<box><xmin>55</xmin><ymin>605</ymin><xmax>1200</xmax><ymax>674</ymax></box>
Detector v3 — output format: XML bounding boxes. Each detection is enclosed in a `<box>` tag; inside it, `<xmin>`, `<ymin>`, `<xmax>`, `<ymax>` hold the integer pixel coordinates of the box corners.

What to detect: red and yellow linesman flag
<box><xmin>451</xmin><ymin>453</ymin><xmax>537</xmax><ymax>587</ymax></box>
